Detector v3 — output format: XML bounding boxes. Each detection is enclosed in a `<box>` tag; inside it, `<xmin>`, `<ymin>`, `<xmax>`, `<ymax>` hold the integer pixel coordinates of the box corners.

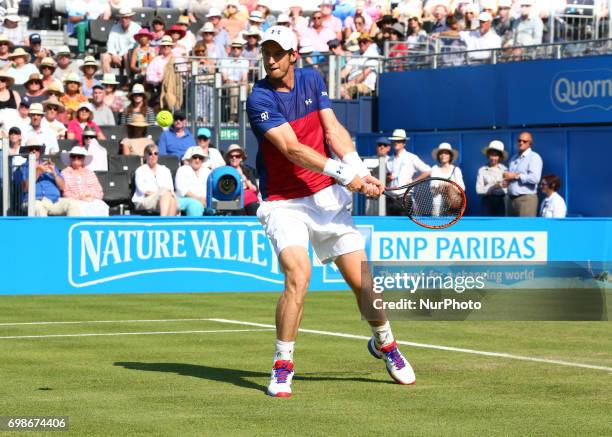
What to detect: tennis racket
<box><xmin>383</xmin><ymin>177</ymin><xmax>467</xmax><ymax>229</ymax></box>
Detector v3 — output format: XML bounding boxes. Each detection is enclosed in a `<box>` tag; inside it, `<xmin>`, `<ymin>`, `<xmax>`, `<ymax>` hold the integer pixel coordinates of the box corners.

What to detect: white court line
<box><xmin>3</xmin><ymin>317</ymin><xmax>611</xmax><ymax>373</ymax></box>
<box><xmin>0</xmin><ymin>318</ymin><xmax>214</xmax><ymax>326</ymax></box>
<box><xmin>0</xmin><ymin>328</ymin><xmax>273</xmax><ymax>340</ymax></box>
<box><xmin>208</xmin><ymin>318</ymin><xmax>612</xmax><ymax>373</ymax></box>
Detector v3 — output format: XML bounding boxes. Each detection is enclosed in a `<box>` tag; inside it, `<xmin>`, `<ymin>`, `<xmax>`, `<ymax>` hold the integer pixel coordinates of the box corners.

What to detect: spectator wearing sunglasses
<box><xmin>158</xmin><ymin>111</ymin><xmax>195</xmax><ymax>159</ymax></box>
<box><xmin>133</xmin><ymin>144</ymin><xmax>178</xmax><ymax>216</ymax></box>
<box><xmin>60</xmin><ymin>145</ymin><xmax>109</xmax><ymax>216</ymax></box>
<box><xmin>42</xmin><ymin>95</ymin><xmax>67</xmax><ymax>140</ymax></box>
<box><xmin>539</xmin><ymin>174</ymin><xmax>567</xmax><ymax>218</ymax></box>
<box><xmin>0</xmin><ymin>70</ymin><xmax>20</xmax><ymax>110</ymax></box>
<box><xmin>175</xmin><ymin>146</ymin><xmax>212</xmax><ymax>216</ymax></box>
<box><xmin>81</xmin><ymin>126</ymin><xmax>108</xmax><ymax>172</ymax></box>
<box><xmin>224</xmin><ymin>143</ymin><xmax>259</xmax><ymax>216</ymax></box>
<box><xmin>21</xmin><ymin>103</ymin><xmax>59</xmax><ymax>155</ymax></box>
<box><xmin>15</xmin><ymin>138</ymin><xmax>79</xmax><ymax>217</ymax></box>
<box><xmin>66</xmin><ymin>102</ymin><xmax>106</xmax><ymax>145</ymax></box>
<box><xmin>503</xmin><ymin>131</ymin><xmax>543</xmax><ymax>217</ymax></box>
<box><xmin>302</xmin><ymin>10</ymin><xmax>336</xmax><ymax>52</ymax></box>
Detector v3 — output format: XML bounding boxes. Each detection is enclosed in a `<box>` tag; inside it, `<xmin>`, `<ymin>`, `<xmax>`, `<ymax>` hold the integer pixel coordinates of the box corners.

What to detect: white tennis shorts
<box><xmin>256</xmin><ymin>184</ymin><xmax>365</xmax><ymax>264</ymax></box>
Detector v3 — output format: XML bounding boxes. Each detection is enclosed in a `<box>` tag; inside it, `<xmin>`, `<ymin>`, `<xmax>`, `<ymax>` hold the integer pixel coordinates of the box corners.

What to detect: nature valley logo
<box><xmin>551</xmin><ymin>68</ymin><xmax>612</xmax><ymax>112</ymax></box>
<box><xmin>68</xmin><ymin>221</ymin><xmax>283</xmax><ymax>287</ymax></box>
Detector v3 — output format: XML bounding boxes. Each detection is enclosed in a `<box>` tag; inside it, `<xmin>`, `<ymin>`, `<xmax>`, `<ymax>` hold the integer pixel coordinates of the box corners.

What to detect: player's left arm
<box><xmin>319</xmin><ymin>108</ymin><xmax>383</xmax><ymax>197</ymax></box>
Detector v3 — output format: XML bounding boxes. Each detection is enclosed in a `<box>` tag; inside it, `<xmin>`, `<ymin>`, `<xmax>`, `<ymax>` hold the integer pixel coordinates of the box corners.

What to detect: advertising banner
<box><xmin>0</xmin><ymin>217</ymin><xmax>610</xmax><ymax>295</ymax></box>
<box><xmin>379</xmin><ymin>55</ymin><xmax>612</xmax><ymax>130</ymax></box>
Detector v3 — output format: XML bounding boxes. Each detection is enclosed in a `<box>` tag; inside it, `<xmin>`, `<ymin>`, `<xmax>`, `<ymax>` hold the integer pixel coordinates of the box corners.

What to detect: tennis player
<box><xmin>247</xmin><ymin>26</ymin><xmax>416</xmax><ymax>397</ymax></box>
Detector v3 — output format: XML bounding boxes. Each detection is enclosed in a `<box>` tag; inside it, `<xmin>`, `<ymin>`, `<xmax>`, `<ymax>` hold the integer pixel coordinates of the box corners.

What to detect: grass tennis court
<box><xmin>1</xmin><ymin>291</ymin><xmax>611</xmax><ymax>436</ymax></box>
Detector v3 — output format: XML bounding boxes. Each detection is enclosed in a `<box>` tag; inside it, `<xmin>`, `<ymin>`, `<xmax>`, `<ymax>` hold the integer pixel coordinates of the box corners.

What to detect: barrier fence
<box><xmin>383</xmin><ymin>37</ymin><xmax>612</xmax><ymax>71</ymax></box>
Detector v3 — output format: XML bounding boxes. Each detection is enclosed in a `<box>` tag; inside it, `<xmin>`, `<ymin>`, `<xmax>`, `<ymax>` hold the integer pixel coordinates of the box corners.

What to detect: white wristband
<box><xmin>342</xmin><ymin>151</ymin><xmax>370</xmax><ymax>178</ymax></box>
<box><xmin>323</xmin><ymin>158</ymin><xmax>357</xmax><ymax>186</ymax></box>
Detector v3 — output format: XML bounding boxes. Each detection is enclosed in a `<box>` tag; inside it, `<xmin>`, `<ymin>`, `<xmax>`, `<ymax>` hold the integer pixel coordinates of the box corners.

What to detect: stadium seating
<box><xmin>147</xmin><ymin>125</ymin><xmax>163</xmax><ymax>143</ymax></box>
<box><xmin>133</xmin><ymin>7</ymin><xmax>155</xmax><ymax>27</ymax></box>
<box><xmin>108</xmin><ymin>155</ymin><xmax>142</xmax><ymax>174</ymax></box>
<box><xmin>98</xmin><ymin>139</ymin><xmax>120</xmax><ymax>156</ymax></box>
<box><xmin>101</xmin><ymin>125</ymin><xmax>128</xmax><ymax>142</ymax></box>
<box><xmin>155</xmin><ymin>8</ymin><xmax>181</xmax><ymax>26</ymax></box>
<box><xmin>89</xmin><ymin>20</ymin><xmax>114</xmax><ymax>54</ymax></box>
<box><xmin>97</xmin><ymin>171</ymin><xmax>132</xmax><ymax>215</ymax></box>
<box><xmin>158</xmin><ymin>155</ymin><xmax>179</xmax><ymax>178</ymax></box>
<box><xmin>57</xmin><ymin>139</ymin><xmax>75</xmax><ymax>152</ymax></box>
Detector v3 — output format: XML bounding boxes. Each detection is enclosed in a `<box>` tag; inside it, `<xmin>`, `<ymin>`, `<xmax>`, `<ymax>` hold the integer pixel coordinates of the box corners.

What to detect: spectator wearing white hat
<box><xmin>174</xmin><ymin>146</ymin><xmax>212</xmax><ymax>216</ymax></box>
<box><xmin>60</xmin><ymin>145</ymin><xmax>109</xmax><ymax>216</ymax></box>
<box><xmin>120</xmin><ymin>83</ymin><xmax>156</xmax><ymax>125</ymax></box>
<box><xmin>0</xmin><ymin>9</ymin><xmax>27</xmax><ymax>46</ymax></box>
<box><xmin>246</xmin><ymin>10</ymin><xmax>265</xmax><ymax>34</ymax></box>
<box><xmin>205</xmin><ymin>7</ymin><xmax>231</xmax><ymax>53</ymax></box>
<box><xmin>60</xmin><ymin>72</ymin><xmax>88</xmax><ymax>118</ymax></box>
<box><xmin>220</xmin><ymin>1</ymin><xmax>247</xmax><ymax>41</ymax></box>
<box><xmin>133</xmin><ymin>144</ymin><xmax>178</xmax><ymax>216</ymax></box>
<box><xmin>386</xmin><ymin>128</ymin><xmax>431</xmax><ymax>216</ymax></box>
<box><xmin>220</xmin><ymin>38</ymin><xmax>249</xmax><ymax>122</ymax></box>
<box><xmin>21</xmin><ymin>103</ymin><xmax>59</xmax><ymax>154</ymax></box>
<box><xmin>7</xmin><ymin>48</ymin><xmax>40</xmax><ymax>86</ymax></box>
<box><xmin>101</xmin><ymin>7</ymin><xmax>142</xmax><ymax>74</ymax></box>
<box><xmin>52</xmin><ymin>46</ymin><xmax>79</xmax><ymax>82</ymax></box>
<box><xmin>255</xmin><ymin>0</ymin><xmax>277</xmax><ymax>32</ymax></box>
<box><xmin>199</xmin><ymin>22</ymin><xmax>227</xmax><ymax>60</ymax></box>
<box><xmin>65</xmin><ymin>0</ymin><xmax>110</xmax><ymax>54</ymax></box>
<box><xmin>101</xmin><ymin>73</ymin><xmax>126</xmax><ymax>114</ymax></box>
<box><xmin>430</xmin><ymin>142</ymin><xmax>465</xmax><ymax>216</ymax></box>
<box><xmin>476</xmin><ymin>140</ymin><xmax>508</xmax><ymax>216</ymax></box>
<box><xmin>493</xmin><ymin>0</ymin><xmax>516</xmax><ymax>45</ymax></box>
<box><xmin>242</xmin><ymin>29</ymin><xmax>262</xmax><ymax>67</ymax></box>
<box><xmin>15</xmin><ymin>137</ymin><xmax>80</xmax><ymax>217</ymax></box>
<box><xmin>81</xmin><ymin>126</ymin><xmax>108</xmax><ymax>172</ymax></box>
<box><xmin>439</xmin><ymin>11</ymin><xmax>501</xmax><ymax>62</ymax></box>
<box><xmin>67</xmin><ymin>102</ymin><xmax>106</xmax><ymax>145</ymax></box>
<box><xmin>79</xmin><ymin>56</ymin><xmax>101</xmax><ymax>98</ymax></box>
<box><xmin>509</xmin><ymin>0</ymin><xmax>543</xmax><ymax>51</ymax></box>
<box><xmin>145</xmin><ymin>36</ymin><xmax>175</xmax><ymax>87</ymax></box>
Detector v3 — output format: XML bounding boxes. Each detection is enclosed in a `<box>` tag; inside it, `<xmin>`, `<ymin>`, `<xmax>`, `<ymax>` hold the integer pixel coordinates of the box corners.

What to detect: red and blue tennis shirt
<box><xmin>247</xmin><ymin>68</ymin><xmax>335</xmax><ymax>200</ymax></box>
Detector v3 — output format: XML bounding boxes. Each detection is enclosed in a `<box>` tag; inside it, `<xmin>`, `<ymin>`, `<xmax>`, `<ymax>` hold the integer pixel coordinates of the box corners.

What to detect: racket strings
<box><xmin>401</xmin><ymin>179</ymin><xmax>464</xmax><ymax>228</ymax></box>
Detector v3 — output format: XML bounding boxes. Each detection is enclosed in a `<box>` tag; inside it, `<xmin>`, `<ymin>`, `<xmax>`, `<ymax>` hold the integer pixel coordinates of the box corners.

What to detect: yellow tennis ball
<box><xmin>156</xmin><ymin>110</ymin><xmax>174</xmax><ymax>128</ymax></box>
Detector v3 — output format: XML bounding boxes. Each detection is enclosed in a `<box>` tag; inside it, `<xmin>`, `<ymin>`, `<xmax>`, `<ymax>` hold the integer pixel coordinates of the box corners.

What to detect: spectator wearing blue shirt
<box><xmin>502</xmin><ymin>131</ymin><xmax>543</xmax><ymax>217</ymax></box>
<box><xmin>15</xmin><ymin>138</ymin><xmax>79</xmax><ymax>216</ymax></box>
<box><xmin>158</xmin><ymin>112</ymin><xmax>196</xmax><ymax>159</ymax></box>
<box><xmin>429</xmin><ymin>3</ymin><xmax>450</xmax><ymax>33</ymax></box>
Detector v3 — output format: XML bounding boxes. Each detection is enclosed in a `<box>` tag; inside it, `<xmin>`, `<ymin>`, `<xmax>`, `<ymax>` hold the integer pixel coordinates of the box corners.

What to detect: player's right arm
<box><xmin>263</xmin><ymin>123</ymin><xmax>364</xmax><ymax>193</ymax></box>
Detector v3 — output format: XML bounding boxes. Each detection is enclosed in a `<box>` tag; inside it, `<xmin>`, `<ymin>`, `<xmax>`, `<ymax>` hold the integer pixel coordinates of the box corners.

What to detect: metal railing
<box><xmin>174</xmin><ymin>58</ymin><xmax>255</xmax><ymax>148</ymax></box>
<box><xmin>382</xmin><ymin>38</ymin><xmax>612</xmax><ymax>72</ymax></box>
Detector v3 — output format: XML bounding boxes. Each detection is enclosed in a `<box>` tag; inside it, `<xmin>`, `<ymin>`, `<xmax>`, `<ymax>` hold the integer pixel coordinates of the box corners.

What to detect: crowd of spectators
<box><xmin>376</xmin><ymin>127</ymin><xmax>565</xmax><ymax>217</ymax></box>
<box><xmin>0</xmin><ymin>1</ymin><xmax>594</xmax><ymax>217</ymax></box>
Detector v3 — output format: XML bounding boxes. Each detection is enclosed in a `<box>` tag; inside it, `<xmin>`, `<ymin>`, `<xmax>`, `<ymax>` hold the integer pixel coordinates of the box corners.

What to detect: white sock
<box><xmin>274</xmin><ymin>339</ymin><xmax>295</xmax><ymax>362</ymax></box>
<box><xmin>371</xmin><ymin>322</ymin><xmax>394</xmax><ymax>348</ymax></box>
